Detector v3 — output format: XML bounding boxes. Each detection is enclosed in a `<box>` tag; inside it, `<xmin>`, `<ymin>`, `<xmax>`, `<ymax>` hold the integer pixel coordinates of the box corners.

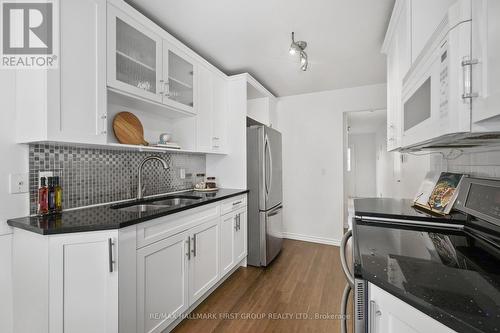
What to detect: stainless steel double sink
<box><xmin>111</xmin><ymin>195</ymin><xmax>202</xmax><ymax>213</ymax></box>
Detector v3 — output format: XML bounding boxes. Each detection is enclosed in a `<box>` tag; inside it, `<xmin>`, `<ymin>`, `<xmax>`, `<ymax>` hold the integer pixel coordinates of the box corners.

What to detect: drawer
<box><xmin>136</xmin><ymin>204</ymin><xmax>220</xmax><ymax>249</ymax></box>
<box><xmin>221</xmin><ymin>195</ymin><xmax>247</xmax><ymax>215</ymax></box>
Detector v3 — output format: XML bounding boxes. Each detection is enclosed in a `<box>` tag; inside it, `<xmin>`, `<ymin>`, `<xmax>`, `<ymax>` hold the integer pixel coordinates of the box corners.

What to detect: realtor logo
<box><xmin>1</xmin><ymin>1</ymin><xmax>58</xmax><ymax>68</ymax></box>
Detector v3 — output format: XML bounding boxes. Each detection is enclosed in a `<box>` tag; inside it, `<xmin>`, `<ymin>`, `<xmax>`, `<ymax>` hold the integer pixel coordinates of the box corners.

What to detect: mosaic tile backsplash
<box><xmin>29</xmin><ymin>144</ymin><xmax>206</xmax><ymax>215</ymax></box>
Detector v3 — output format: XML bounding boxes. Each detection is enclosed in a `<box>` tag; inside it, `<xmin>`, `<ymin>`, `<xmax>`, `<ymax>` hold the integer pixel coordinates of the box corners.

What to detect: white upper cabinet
<box><xmin>107</xmin><ymin>4</ymin><xmax>163</xmax><ymax>103</ymax></box>
<box><xmin>163</xmin><ymin>43</ymin><xmax>196</xmax><ymax>114</ymax></box>
<box><xmin>107</xmin><ymin>2</ymin><xmax>198</xmax><ymax>116</ymax></box>
<box><xmin>196</xmin><ymin>65</ymin><xmax>228</xmax><ymax>153</ymax></box>
<box><xmin>384</xmin><ymin>0</ymin><xmax>500</xmax><ymax>150</ymax></box>
<box><xmin>383</xmin><ymin>0</ymin><xmax>410</xmax><ymax>151</ymax></box>
<box><xmin>471</xmin><ymin>0</ymin><xmax>500</xmax><ymax>124</ymax></box>
<box><xmin>16</xmin><ymin>0</ymin><xmax>107</xmax><ymax>144</ymax></box>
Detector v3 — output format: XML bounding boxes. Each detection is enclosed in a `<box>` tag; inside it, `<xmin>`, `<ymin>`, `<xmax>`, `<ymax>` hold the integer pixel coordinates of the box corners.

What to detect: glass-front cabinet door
<box><xmin>163</xmin><ymin>42</ymin><xmax>196</xmax><ymax>114</ymax></box>
<box><xmin>107</xmin><ymin>4</ymin><xmax>162</xmax><ymax>102</ymax></box>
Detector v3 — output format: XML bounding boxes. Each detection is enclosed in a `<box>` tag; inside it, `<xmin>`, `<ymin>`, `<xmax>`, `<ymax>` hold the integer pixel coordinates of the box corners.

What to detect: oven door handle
<box><xmin>340</xmin><ymin>230</ymin><xmax>354</xmax><ymax>287</ymax></box>
<box><xmin>340</xmin><ymin>283</ymin><xmax>351</xmax><ymax>333</ymax></box>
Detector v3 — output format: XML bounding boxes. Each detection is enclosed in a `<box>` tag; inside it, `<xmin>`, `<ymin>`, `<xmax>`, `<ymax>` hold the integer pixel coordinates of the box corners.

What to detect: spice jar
<box><xmin>206</xmin><ymin>177</ymin><xmax>217</xmax><ymax>189</ymax></box>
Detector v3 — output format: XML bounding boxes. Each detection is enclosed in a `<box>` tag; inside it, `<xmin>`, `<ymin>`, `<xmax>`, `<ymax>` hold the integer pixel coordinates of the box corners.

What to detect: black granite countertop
<box><xmin>354</xmin><ymin>197</ymin><xmax>468</xmax><ymax>224</ymax></box>
<box><xmin>7</xmin><ymin>189</ymin><xmax>248</xmax><ymax>235</ymax></box>
<box><xmin>353</xmin><ymin>198</ymin><xmax>500</xmax><ymax>333</ymax></box>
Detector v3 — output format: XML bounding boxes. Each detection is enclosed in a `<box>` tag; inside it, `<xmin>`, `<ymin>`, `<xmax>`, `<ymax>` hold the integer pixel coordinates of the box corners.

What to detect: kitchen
<box><xmin>1</xmin><ymin>0</ymin><xmax>500</xmax><ymax>332</ymax></box>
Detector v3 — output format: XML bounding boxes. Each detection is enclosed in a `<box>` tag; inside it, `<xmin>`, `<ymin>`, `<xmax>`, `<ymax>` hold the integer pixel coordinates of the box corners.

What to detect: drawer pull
<box><xmin>232</xmin><ymin>200</ymin><xmax>242</xmax><ymax>206</ymax></box>
<box><xmin>108</xmin><ymin>238</ymin><xmax>115</xmax><ymax>273</ymax></box>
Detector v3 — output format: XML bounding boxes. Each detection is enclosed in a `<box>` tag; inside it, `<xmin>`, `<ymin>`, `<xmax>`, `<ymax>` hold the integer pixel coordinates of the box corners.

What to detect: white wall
<box><xmin>0</xmin><ymin>70</ymin><xmax>29</xmax><ymax>333</ymax></box>
<box><xmin>375</xmin><ymin>122</ymin><xmax>396</xmax><ymax>198</ymax></box>
<box><xmin>276</xmin><ymin>84</ymin><xmax>387</xmax><ymax>245</ymax></box>
<box><xmin>431</xmin><ymin>149</ymin><xmax>500</xmax><ymax>178</ymax></box>
<box><xmin>247</xmin><ymin>97</ymin><xmax>269</xmax><ymax>126</ymax></box>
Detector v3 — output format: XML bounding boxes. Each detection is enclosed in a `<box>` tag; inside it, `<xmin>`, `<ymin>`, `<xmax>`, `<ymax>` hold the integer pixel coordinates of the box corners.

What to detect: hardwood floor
<box><xmin>173</xmin><ymin>239</ymin><xmax>352</xmax><ymax>333</ymax></box>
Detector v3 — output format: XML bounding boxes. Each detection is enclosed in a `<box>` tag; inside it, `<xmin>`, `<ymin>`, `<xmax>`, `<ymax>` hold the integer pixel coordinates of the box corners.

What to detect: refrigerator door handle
<box><xmin>267</xmin><ymin>205</ymin><xmax>283</xmax><ymax>217</ymax></box>
<box><xmin>264</xmin><ymin>134</ymin><xmax>273</xmax><ymax>199</ymax></box>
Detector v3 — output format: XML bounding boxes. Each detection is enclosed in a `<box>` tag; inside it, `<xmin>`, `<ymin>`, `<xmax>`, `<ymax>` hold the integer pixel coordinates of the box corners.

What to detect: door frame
<box><xmin>340</xmin><ymin>109</ymin><xmax>387</xmax><ymax>230</ymax></box>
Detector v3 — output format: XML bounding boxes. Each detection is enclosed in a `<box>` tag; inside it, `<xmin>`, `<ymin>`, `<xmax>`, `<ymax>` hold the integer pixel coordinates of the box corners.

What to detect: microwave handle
<box><xmin>462</xmin><ymin>56</ymin><xmax>479</xmax><ymax>101</ymax></box>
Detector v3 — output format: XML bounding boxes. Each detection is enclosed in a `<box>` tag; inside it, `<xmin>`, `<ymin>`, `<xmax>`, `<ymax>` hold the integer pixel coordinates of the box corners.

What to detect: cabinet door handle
<box><xmin>159</xmin><ymin>79</ymin><xmax>164</xmax><ymax>95</ymax></box>
<box><xmin>234</xmin><ymin>215</ymin><xmax>238</xmax><ymax>231</ymax></box>
<box><xmin>192</xmin><ymin>235</ymin><xmax>197</xmax><ymax>257</ymax></box>
<box><xmin>461</xmin><ymin>57</ymin><xmax>479</xmax><ymax>101</ymax></box>
<box><xmin>186</xmin><ymin>237</ymin><xmax>191</xmax><ymax>260</ymax></box>
<box><xmin>108</xmin><ymin>238</ymin><xmax>115</xmax><ymax>273</ymax></box>
<box><xmin>238</xmin><ymin>214</ymin><xmax>241</xmax><ymax>230</ymax></box>
<box><xmin>369</xmin><ymin>300</ymin><xmax>382</xmax><ymax>333</ymax></box>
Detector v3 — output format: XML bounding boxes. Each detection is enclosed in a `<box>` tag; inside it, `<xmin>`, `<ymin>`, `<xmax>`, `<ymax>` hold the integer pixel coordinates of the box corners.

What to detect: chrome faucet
<box><xmin>137</xmin><ymin>156</ymin><xmax>169</xmax><ymax>200</ymax></box>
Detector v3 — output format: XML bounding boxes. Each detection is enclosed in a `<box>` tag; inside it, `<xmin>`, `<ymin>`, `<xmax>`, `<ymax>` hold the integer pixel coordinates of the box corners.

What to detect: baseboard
<box><xmin>282</xmin><ymin>232</ymin><xmax>341</xmax><ymax>246</ymax></box>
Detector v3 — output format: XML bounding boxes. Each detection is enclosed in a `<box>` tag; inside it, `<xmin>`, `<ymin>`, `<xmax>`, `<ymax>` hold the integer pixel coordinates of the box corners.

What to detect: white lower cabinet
<box><xmin>188</xmin><ymin>219</ymin><xmax>220</xmax><ymax>304</ymax></box>
<box><xmin>368</xmin><ymin>283</ymin><xmax>456</xmax><ymax>333</ymax></box>
<box><xmin>220</xmin><ymin>207</ymin><xmax>248</xmax><ymax>277</ymax></box>
<box><xmin>137</xmin><ymin>231</ymin><xmax>189</xmax><ymax>333</ymax></box>
<box><xmin>12</xmin><ymin>195</ymin><xmax>247</xmax><ymax>333</ymax></box>
<box><xmin>220</xmin><ymin>212</ymin><xmax>236</xmax><ymax>276</ymax></box>
<box><xmin>234</xmin><ymin>209</ymin><xmax>247</xmax><ymax>263</ymax></box>
<box><xmin>12</xmin><ymin>229</ymin><xmax>118</xmax><ymax>333</ymax></box>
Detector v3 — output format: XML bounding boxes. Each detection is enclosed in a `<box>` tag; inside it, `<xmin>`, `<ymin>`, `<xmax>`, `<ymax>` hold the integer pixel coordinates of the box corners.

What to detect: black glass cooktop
<box><xmin>354</xmin><ymin>220</ymin><xmax>500</xmax><ymax>333</ymax></box>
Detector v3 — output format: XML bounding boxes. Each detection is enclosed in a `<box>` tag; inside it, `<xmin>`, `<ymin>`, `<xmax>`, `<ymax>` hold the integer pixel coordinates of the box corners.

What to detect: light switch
<box><xmin>10</xmin><ymin>173</ymin><xmax>29</xmax><ymax>194</ymax></box>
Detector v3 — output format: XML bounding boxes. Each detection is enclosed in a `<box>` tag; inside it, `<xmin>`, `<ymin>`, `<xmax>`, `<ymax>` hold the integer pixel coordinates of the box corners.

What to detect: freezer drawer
<box><xmin>261</xmin><ymin>205</ymin><xmax>283</xmax><ymax>266</ymax></box>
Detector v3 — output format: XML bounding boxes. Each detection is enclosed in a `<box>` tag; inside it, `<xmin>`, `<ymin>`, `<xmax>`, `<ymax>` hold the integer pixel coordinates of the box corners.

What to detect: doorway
<box><xmin>342</xmin><ymin>109</ymin><xmax>390</xmax><ymax>228</ymax></box>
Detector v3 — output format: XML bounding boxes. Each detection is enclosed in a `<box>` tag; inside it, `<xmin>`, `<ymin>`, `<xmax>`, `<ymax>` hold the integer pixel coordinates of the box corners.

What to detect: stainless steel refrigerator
<box><xmin>247</xmin><ymin>125</ymin><xmax>283</xmax><ymax>267</ymax></box>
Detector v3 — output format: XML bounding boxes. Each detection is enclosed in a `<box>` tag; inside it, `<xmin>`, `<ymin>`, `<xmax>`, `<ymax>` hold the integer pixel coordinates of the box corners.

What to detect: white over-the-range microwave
<box><xmin>401</xmin><ymin>0</ymin><xmax>500</xmax><ymax>150</ymax></box>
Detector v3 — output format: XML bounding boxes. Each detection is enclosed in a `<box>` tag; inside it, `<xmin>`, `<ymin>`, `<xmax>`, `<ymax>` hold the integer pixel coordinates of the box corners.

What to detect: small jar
<box><xmin>206</xmin><ymin>177</ymin><xmax>217</xmax><ymax>189</ymax></box>
<box><xmin>195</xmin><ymin>173</ymin><xmax>206</xmax><ymax>189</ymax></box>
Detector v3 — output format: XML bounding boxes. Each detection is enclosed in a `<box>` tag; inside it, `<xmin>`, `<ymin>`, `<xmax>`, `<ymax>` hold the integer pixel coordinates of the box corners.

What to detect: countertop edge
<box><xmin>7</xmin><ymin>189</ymin><xmax>249</xmax><ymax>235</ymax></box>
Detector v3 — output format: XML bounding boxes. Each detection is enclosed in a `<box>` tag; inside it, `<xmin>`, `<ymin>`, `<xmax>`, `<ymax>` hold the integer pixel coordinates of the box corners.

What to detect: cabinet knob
<box><xmin>101</xmin><ymin>130</ymin><xmax>107</xmax><ymax>135</ymax></box>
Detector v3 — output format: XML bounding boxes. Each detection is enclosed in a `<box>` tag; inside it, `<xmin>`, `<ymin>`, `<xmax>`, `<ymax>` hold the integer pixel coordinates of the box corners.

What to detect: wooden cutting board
<box><xmin>112</xmin><ymin>112</ymin><xmax>148</xmax><ymax>146</ymax></box>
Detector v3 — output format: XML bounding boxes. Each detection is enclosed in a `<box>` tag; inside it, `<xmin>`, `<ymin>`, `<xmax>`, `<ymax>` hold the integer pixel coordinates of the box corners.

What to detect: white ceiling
<box><xmin>127</xmin><ymin>0</ymin><xmax>395</xmax><ymax>97</ymax></box>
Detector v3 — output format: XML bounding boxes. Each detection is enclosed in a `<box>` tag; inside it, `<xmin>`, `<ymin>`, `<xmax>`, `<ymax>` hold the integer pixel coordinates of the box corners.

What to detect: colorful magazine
<box><xmin>414</xmin><ymin>172</ymin><xmax>467</xmax><ymax>215</ymax></box>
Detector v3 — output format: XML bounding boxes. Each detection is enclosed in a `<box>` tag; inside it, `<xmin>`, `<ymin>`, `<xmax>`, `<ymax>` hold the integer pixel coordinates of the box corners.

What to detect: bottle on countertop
<box><xmin>54</xmin><ymin>176</ymin><xmax>62</xmax><ymax>212</ymax></box>
<box><xmin>37</xmin><ymin>177</ymin><xmax>49</xmax><ymax>215</ymax></box>
<box><xmin>47</xmin><ymin>177</ymin><xmax>56</xmax><ymax>213</ymax></box>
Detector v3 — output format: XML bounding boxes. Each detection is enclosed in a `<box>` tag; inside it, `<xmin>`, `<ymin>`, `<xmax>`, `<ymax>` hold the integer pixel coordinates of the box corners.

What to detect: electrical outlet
<box><xmin>180</xmin><ymin>168</ymin><xmax>186</xmax><ymax>179</ymax></box>
<box><xmin>38</xmin><ymin>171</ymin><xmax>54</xmax><ymax>188</ymax></box>
<box><xmin>9</xmin><ymin>173</ymin><xmax>29</xmax><ymax>194</ymax></box>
